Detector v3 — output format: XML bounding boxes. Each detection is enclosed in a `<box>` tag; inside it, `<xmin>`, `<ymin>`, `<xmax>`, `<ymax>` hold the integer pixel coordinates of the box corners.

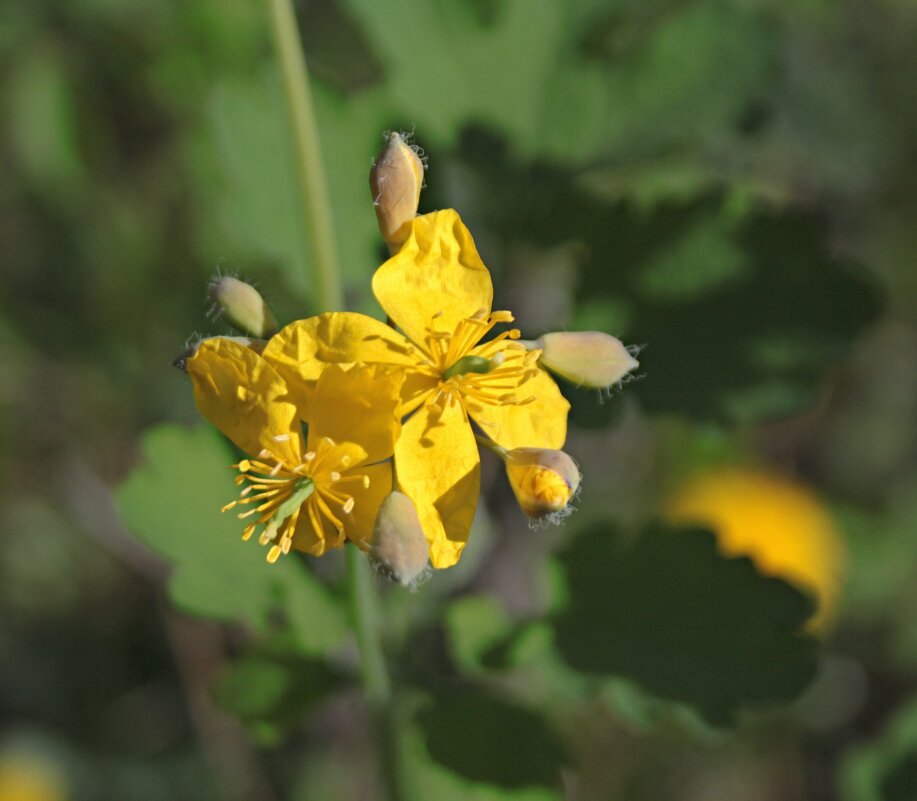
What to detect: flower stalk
<box><xmin>266</xmin><ymin>2</ymin><xmax>403</xmax><ymax>798</ymax></box>
<box><xmin>266</xmin><ymin>0</ymin><xmax>342</xmax><ymax>311</ymax></box>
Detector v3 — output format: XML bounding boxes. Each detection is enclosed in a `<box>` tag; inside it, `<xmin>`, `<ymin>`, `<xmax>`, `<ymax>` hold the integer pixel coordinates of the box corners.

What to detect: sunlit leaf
<box><xmin>116</xmin><ymin>424</ymin><xmax>347</xmax><ymax>653</ymax></box>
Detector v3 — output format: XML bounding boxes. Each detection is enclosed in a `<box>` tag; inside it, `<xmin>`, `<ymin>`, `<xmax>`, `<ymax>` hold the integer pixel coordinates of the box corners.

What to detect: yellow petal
<box><xmin>465</xmin><ymin>366</ymin><xmax>569</xmax><ymax>450</ymax></box>
<box><xmin>372</xmin><ymin>210</ymin><xmax>493</xmax><ymax>349</ymax></box>
<box><xmin>342</xmin><ymin>462</ymin><xmax>393</xmax><ymax>547</ymax></box>
<box><xmin>395</xmin><ymin>397</ymin><xmax>480</xmax><ymax>568</ymax></box>
<box><xmin>261</xmin><ymin>312</ymin><xmax>419</xmax><ymax>410</ymax></box>
<box><xmin>306</xmin><ymin>363</ymin><xmax>403</xmax><ymax>466</ymax></box>
<box><xmin>186</xmin><ymin>338</ymin><xmax>302</xmax><ymax>464</ymax></box>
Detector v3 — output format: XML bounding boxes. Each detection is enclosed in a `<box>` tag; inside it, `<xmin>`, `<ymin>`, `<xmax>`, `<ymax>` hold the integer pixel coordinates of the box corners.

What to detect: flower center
<box><xmin>221</xmin><ymin>437</ymin><xmax>370</xmax><ymax>563</ymax></box>
<box><xmin>442</xmin><ymin>354</ymin><xmax>494</xmax><ymax>380</ymax></box>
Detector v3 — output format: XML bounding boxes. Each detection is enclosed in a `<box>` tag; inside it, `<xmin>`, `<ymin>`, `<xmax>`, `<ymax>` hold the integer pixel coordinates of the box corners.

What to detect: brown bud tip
<box><xmin>208</xmin><ymin>276</ymin><xmax>278</xmax><ymax>339</ymax></box>
<box><xmin>369</xmin><ymin>132</ymin><xmax>424</xmax><ymax>251</ymax></box>
<box><xmin>367</xmin><ymin>491</ymin><xmax>431</xmax><ymax>589</ymax></box>
<box><xmin>535</xmin><ymin>331</ymin><xmax>638</xmax><ymax>389</ymax></box>
<box><xmin>504</xmin><ymin>448</ymin><xmax>581</xmax><ymax>521</ymax></box>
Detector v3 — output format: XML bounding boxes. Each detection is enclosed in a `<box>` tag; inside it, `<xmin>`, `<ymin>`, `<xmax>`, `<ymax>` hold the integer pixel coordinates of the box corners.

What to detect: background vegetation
<box><xmin>3</xmin><ymin>0</ymin><xmax>917</xmax><ymax>799</ymax></box>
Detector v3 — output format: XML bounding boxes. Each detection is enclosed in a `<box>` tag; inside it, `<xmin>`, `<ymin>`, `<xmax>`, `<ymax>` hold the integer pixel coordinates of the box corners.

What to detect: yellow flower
<box><xmin>0</xmin><ymin>753</ymin><xmax>66</xmax><ymax>801</ymax></box>
<box><xmin>184</xmin><ymin>337</ymin><xmax>402</xmax><ymax>561</ymax></box>
<box><xmin>260</xmin><ymin>209</ymin><xmax>570</xmax><ymax>568</ymax></box>
<box><xmin>665</xmin><ymin>467</ymin><xmax>845</xmax><ymax>631</ymax></box>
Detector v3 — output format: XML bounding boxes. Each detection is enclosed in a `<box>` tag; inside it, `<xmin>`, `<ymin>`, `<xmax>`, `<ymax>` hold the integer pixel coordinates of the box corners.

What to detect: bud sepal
<box><xmin>208</xmin><ymin>276</ymin><xmax>278</xmax><ymax>339</ymax></box>
<box><xmin>529</xmin><ymin>331</ymin><xmax>639</xmax><ymax>390</ymax></box>
<box><xmin>366</xmin><ymin>491</ymin><xmax>431</xmax><ymax>590</ymax></box>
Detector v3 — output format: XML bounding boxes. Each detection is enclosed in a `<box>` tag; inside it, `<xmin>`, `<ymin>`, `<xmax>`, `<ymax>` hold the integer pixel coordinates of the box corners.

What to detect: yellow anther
<box><xmin>330</xmin><ymin>471</ymin><xmax>342</xmax><ymax>482</ymax></box>
<box><xmin>273</xmin><ymin>434</ymin><xmax>291</xmax><ymax>442</ymax></box>
<box><xmin>221</xmin><ymin>501</ymin><xmax>237</xmax><ymax>512</ymax></box>
<box><xmin>304</xmin><ymin>451</ymin><xmax>316</xmax><ymax>461</ymax></box>
<box><xmin>363</xmin><ymin>476</ymin><xmax>371</xmax><ymax>489</ymax></box>
<box><xmin>242</xmin><ymin>524</ymin><xmax>256</xmax><ymax>541</ymax></box>
<box><xmin>342</xmin><ymin>497</ymin><xmax>355</xmax><ymax>514</ymax></box>
<box><xmin>267</xmin><ymin>545</ymin><xmax>282</xmax><ymax>563</ymax></box>
<box><xmin>238</xmin><ymin>459</ymin><xmax>251</xmax><ymax>472</ymax></box>
<box><xmin>259</xmin><ymin>530</ymin><xmax>272</xmax><ymax>545</ymax></box>
<box><xmin>281</xmin><ymin>536</ymin><xmax>293</xmax><ymax>555</ymax></box>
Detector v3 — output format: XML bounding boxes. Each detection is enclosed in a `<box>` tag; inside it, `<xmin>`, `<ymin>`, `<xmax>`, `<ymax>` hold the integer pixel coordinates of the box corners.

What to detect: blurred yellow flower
<box><xmin>185</xmin><ymin>337</ymin><xmax>402</xmax><ymax>560</ymax></box>
<box><xmin>665</xmin><ymin>467</ymin><xmax>845</xmax><ymax>631</ymax></box>
<box><xmin>0</xmin><ymin>754</ymin><xmax>66</xmax><ymax>801</ymax></box>
<box><xmin>261</xmin><ymin>209</ymin><xmax>570</xmax><ymax>567</ymax></box>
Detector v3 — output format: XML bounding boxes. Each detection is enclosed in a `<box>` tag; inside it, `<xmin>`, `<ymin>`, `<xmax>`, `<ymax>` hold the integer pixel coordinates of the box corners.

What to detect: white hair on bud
<box><xmin>527</xmin><ymin>480</ymin><xmax>583</xmax><ymax>530</ymax></box>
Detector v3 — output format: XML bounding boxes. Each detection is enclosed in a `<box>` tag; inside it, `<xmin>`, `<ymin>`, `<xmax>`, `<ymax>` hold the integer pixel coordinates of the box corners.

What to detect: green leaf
<box><xmin>8</xmin><ymin>43</ymin><xmax>85</xmax><ymax>194</ymax></box>
<box><xmin>444</xmin><ymin>595</ymin><xmax>513</xmax><ymax>674</ymax></box>
<box><xmin>552</xmin><ymin>522</ymin><xmax>819</xmax><ymax>723</ymax></box>
<box><xmin>209</xmin><ymin>68</ymin><xmax>389</xmax><ymax>312</ymax></box>
<box><xmin>415</xmin><ymin>684</ymin><xmax>565</xmax><ymax>790</ymax></box>
<box><xmin>341</xmin><ymin>0</ymin><xmax>775</xmax><ymax>164</ymax></box>
<box><xmin>116</xmin><ymin>424</ymin><xmax>347</xmax><ymax>653</ymax></box>
<box><xmin>433</xmin><ymin>142</ymin><xmax>882</xmax><ymax>424</ymax></box>
<box><xmin>214</xmin><ymin>640</ymin><xmax>347</xmax><ymax>745</ymax></box>
<box><xmin>840</xmin><ymin>696</ymin><xmax>917</xmax><ymax>801</ymax></box>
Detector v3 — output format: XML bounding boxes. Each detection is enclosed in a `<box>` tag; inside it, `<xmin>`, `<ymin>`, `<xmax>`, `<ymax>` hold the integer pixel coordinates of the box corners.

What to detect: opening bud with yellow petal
<box><xmin>367</xmin><ymin>491</ymin><xmax>431</xmax><ymax>589</ymax></box>
<box><xmin>504</xmin><ymin>447</ymin><xmax>581</xmax><ymax>522</ymax></box>
<box><xmin>208</xmin><ymin>276</ymin><xmax>278</xmax><ymax>339</ymax></box>
<box><xmin>369</xmin><ymin>132</ymin><xmax>425</xmax><ymax>252</ymax></box>
<box><xmin>530</xmin><ymin>331</ymin><xmax>638</xmax><ymax>389</ymax></box>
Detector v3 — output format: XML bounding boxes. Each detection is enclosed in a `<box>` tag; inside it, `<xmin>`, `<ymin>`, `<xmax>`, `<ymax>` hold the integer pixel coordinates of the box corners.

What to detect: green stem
<box><xmin>266</xmin><ymin>0</ymin><xmax>343</xmax><ymax>311</ymax></box>
<box><xmin>346</xmin><ymin>546</ymin><xmax>409</xmax><ymax>800</ymax></box>
<box><xmin>266</xmin><ymin>4</ymin><xmax>404</xmax><ymax>798</ymax></box>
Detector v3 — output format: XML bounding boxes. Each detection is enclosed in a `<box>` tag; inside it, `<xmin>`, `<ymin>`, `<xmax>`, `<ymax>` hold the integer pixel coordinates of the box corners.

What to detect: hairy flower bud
<box><xmin>533</xmin><ymin>331</ymin><xmax>638</xmax><ymax>389</ymax></box>
<box><xmin>208</xmin><ymin>276</ymin><xmax>278</xmax><ymax>339</ymax></box>
<box><xmin>367</xmin><ymin>491</ymin><xmax>431</xmax><ymax>589</ymax></box>
<box><xmin>369</xmin><ymin>132</ymin><xmax>424</xmax><ymax>251</ymax></box>
<box><xmin>504</xmin><ymin>447</ymin><xmax>581</xmax><ymax>521</ymax></box>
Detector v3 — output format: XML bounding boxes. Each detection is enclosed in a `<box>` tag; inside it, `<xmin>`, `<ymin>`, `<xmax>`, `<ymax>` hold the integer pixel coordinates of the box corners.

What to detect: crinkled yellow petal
<box><xmin>262</xmin><ymin>312</ymin><xmax>420</xmax><ymax>410</ymax></box>
<box><xmin>306</xmin><ymin>363</ymin><xmax>403</xmax><ymax>466</ymax></box>
<box><xmin>186</xmin><ymin>337</ymin><xmax>302</xmax><ymax>464</ymax></box>
<box><xmin>395</xmin><ymin>397</ymin><xmax>480</xmax><ymax>568</ymax></box>
<box><xmin>372</xmin><ymin>210</ymin><xmax>493</xmax><ymax>349</ymax></box>
<box><xmin>466</xmin><ymin>366</ymin><xmax>569</xmax><ymax>450</ymax></box>
<box><xmin>342</xmin><ymin>462</ymin><xmax>393</xmax><ymax>547</ymax></box>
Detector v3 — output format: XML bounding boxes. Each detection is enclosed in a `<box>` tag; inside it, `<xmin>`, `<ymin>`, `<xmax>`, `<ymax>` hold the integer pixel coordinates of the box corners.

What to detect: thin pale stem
<box><xmin>266</xmin><ymin>0</ymin><xmax>343</xmax><ymax>311</ymax></box>
<box><xmin>475</xmin><ymin>433</ymin><xmax>509</xmax><ymax>459</ymax></box>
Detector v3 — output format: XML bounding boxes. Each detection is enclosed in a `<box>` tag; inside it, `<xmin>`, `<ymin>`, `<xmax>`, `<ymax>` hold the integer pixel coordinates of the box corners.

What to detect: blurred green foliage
<box><xmin>4</xmin><ymin>0</ymin><xmax>917</xmax><ymax>799</ymax></box>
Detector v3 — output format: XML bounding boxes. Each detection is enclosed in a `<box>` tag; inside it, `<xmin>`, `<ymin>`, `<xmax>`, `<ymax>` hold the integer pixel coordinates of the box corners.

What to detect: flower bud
<box><xmin>504</xmin><ymin>448</ymin><xmax>581</xmax><ymax>521</ymax></box>
<box><xmin>369</xmin><ymin>132</ymin><xmax>424</xmax><ymax>251</ymax></box>
<box><xmin>533</xmin><ymin>331</ymin><xmax>638</xmax><ymax>389</ymax></box>
<box><xmin>367</xmin><ymin>491</ymin><xmax>431</xmax><ymax>589</ymax></box>
<box><xmin>208</xmin><ymin>276</ymin><xmax>278</xmax><ymax>339</ymax></box>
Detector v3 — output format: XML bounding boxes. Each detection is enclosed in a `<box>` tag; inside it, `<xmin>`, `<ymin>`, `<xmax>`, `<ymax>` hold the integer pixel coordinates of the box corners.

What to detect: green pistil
<box><xmin>271</xmin><ymin>476</ymin><xmax>315</xmax><ymax>524</ymax></box>
<box><xmin>443</xmin><ymin>354</ymin><xmax>493</xmax><ymax>380</ymax></box>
